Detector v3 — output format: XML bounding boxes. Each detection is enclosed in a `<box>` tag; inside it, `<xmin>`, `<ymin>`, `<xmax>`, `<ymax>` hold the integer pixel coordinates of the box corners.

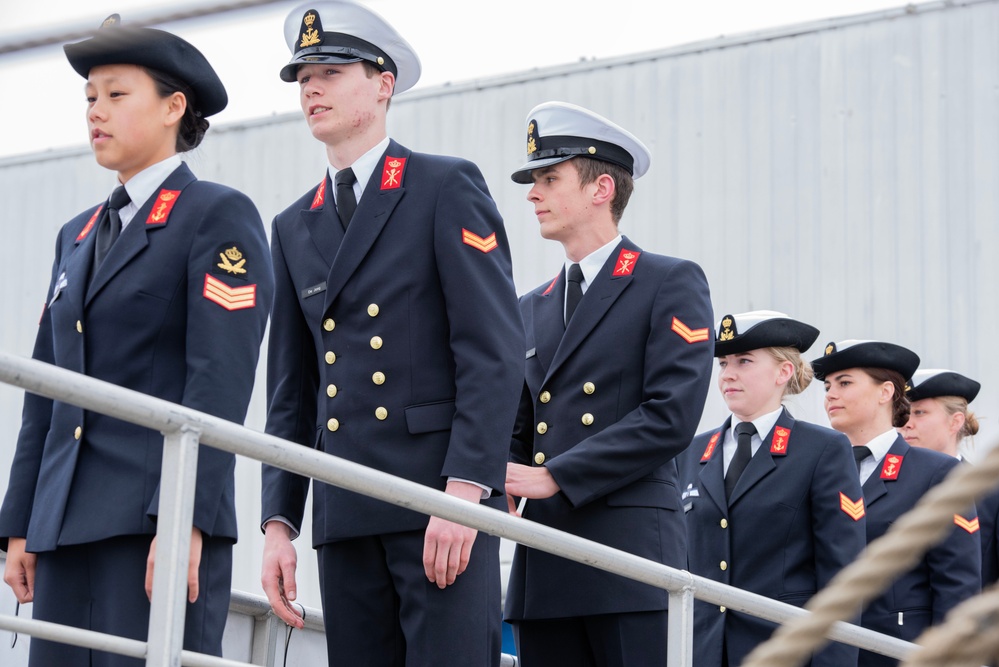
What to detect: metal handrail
<box><xmin>0</xmin><ymin>350</ymin><xmax>917</xmax><ymax>665</ymax></box>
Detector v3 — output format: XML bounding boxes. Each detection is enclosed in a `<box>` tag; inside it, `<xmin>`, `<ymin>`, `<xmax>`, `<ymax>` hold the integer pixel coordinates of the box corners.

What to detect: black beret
<box><xmin>64</xmin><ymin>16</ymin><xmax>227</xmax><ymax>117</ymax></box>
<box><xmin>713</xmin><ymin>311</ymin><xmax>819</xmax><ymax>357</ymax></box>
<box><xmin>811</xmin><ymin>340</ymin><xmax>920</xmax><ymax>381</ymax></box>
<box><xmin>907</xmin><ymin>370</ymin><xmax>980</xmax><ymax>403</ymax></box>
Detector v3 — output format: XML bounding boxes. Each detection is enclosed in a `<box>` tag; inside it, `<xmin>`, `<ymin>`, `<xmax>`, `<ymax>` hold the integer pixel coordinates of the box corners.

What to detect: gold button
<box><xmin>370</xmin><ymin>336</ymin><xmax>383</xmax><ymax>350</ymax></box>
<box><xmin>537</xmin><ymin>422</ymin><xmax>548</xmax><ymax>434</ymax></box>
<box><xmin>719</xmin><ymin>606</ymin><xmax>727</xmax><ymax>613</ymax></box>
<box><xmin>588</xmin><ymin>146</ymin><xmax>597</xmax><ymax>155</ymax></box>
<box><xmin>74</xmin><ymin>426</ymin><xmax>82</xmax><ymax>440</ymax></box>
<box><xmin>367</xmin><ymin>304</ymin><xmax>380</xmax><ymax>317</ymax></box>
<box><xmin>377</xmin><ymin>56</ymin><xmax>385</xmax><ymax>66</ymax></box>
<box><xmin>325</xmin><ymin>351</ymin><xmax>336</xmax><ymax>364</ymax></box>
<box><xmin>720</xmin><ymin>561</ymin><xmax>728</xmax><ymax>571</ymax></box>
<box><xmin>581</xmin><ymin>413</ymin><xmax>594</xmax><ymax>426</ymax></box>
<box><xmin>372</xmin><ymin>371</ymin><xmax>386</xmax><ymax>385</ymax></box>
<box><xmin>375</xmin><ymin>407</ymin><xmax>388</xmax><ymax>420</ymax></box>
<box><xmin>534</xmin><ymin>452</ymin><xmax>546</xmax><ymax>465</ymax></box>
<box><xmin>539</xmin><ymin>391</ymin><xmax>551</xmax><ymax>404</ymax></box>
<box><xmin>583</xmin><ymin>382</ymin><xmax>595</xmax><ymax>395</ymax></box>
<box><xmin>327</xmin><ymin>418</ymin><xmax>339</xmax><ymax>432</ymax></box>
<box><xmin>76</xmin><ymin>320</ymin><xmax>83</xmax><ymax>333</ymax></box>
<box><xmin>327</xmin><ymin>384</ymin><xmax>338</xmax><ymax>398</ymax></box>
<box><xmin>323</xmin><ymin>318</ymin><xmax>335</xmax><ymax>332</ymax></box>
<box><xmin>720</xmin><ymin>518</ymin><xmax>728</xmax><ymax>529</ymax></box>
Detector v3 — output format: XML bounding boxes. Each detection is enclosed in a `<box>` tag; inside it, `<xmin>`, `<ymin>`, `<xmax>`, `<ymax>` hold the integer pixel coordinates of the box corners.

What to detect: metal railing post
<box><xmin>146</xmin><ymin>424</ymin><xmax>201</xmax><ymax>667</ymax></box>
<box><xmin>667</xmin><ymin>574</ymin><xmax>695</xmax><ymax>667</ymax></box>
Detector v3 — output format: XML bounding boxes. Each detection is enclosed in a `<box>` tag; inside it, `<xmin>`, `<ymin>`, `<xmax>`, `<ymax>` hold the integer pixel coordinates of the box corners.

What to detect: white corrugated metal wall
<box><xmin>0</xmin><ymin>0</ymin><xmax>995</xmax><ymax>607</ymax></box>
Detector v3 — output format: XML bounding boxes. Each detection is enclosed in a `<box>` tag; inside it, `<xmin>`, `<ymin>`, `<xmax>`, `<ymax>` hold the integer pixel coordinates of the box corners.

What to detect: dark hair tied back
<box><xmin>863</xmin><ymin>367</ymin><xmax>911</xmax><ymax>427</ymax></box>
<box><xmin>143</xmin><ymin>66</ymin><xmax>210</xmax><ymax>152</ymax></box>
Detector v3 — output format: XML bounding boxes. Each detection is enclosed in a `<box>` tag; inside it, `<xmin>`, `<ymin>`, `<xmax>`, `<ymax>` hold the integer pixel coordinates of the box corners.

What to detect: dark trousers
<box><xmin>30</xmin><ymin>534</ymin><xmax>232</xmax><ymax>667</ymax></box>
<box><xmin>513</xmin><ymin>610</ymin><xmax>669</xmax><ymax>667</ymax></box>
<box><xmin>318</xmin><ymin>529</ymin><xmax>501</xmax><ymax>667</ymax></box>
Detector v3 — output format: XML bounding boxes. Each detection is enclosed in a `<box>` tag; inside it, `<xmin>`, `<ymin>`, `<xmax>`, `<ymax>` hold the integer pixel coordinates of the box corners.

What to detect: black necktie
<box><xmin>853</xmin><ymin>446</ymin><xmax>873</xmax><ymax>473</ymax></box>
<box><xmin>726</xmin><ymin>421</ymin><xmax>757</xmax><ymax>499</ymax></box>
<box><xmin>93</xmin><ymin>185</ymin><xmax>131</xmax><ymax>271</ymax></box>
<box><xmin>565</xmin><ymin>263</ymin><xmax>583</xmax><ymax>324</ymax></box>
<box><xmin>335</xmin><ymin>168</ymin><xmax>357</xmax><ymax>230</ymax></box>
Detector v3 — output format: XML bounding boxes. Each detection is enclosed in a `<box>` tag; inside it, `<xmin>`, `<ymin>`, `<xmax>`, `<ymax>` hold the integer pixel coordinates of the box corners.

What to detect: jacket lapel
<box><xmin>302</xmin><ymin>173</ymin><xmax>343</xmax><ymax>266</ymax></box>
<box><xmin>698</xmin><ymin>420</ymin><xmax>730</xmax><ymax>512</ymax></box>
<box><xmin>87</xmin><ymin>164</ymin><xmax>197</xmax><ymax>305</ymax></box>
<box><xmin>323</xmin><ymin>141</ymin><xmax>408</xmax><ymax>313</ymax></box>
<box><xmin>532</xmin><ymin>271</ymin><xmax>565</xmax><ymax>373</ymax></box>
<box><xmin>545</xmin><ymin>238</ymin><xmax>638</xmax><ymax>383</ymax></box>
<box><xmin>729</xmin><ymin>408</ymin><xmax>792</xmax><ymax>506</ymax></box>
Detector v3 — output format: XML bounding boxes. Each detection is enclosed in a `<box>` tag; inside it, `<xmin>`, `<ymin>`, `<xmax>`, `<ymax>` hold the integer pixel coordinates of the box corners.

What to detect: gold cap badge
<box><xmin>527</xmin><ymin>120</ymin><xmax>538</xmax><ymax>155</ymax></box>
<box><xmin>101</xmin><ymin>14</ymin><xmax>120</xmax><ymax>28</ymax></box>
<box><xmin>718</xmin><ymin>315</ymin><xmax>735</xmax><ymax>342</ymax></box>
<box><xmin>825</xmin><ymin>342</ymin><xmax>836</xmax><ymax>356</ymax></box>
<box><xmin>299</xmin><ymin>9</ymin><xmax>323</xmax><ymax>49</ymax></box>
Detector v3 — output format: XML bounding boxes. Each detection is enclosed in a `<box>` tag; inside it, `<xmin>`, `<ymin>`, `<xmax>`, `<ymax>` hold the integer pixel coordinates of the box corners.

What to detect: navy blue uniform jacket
<box><xmin>858</xmin><ymin>436</ymin><xmax>981</xmax><ymax>667</ymax></box>
<box><xmin>681</xmin><ymin>410</ymin><xmax>866</xmax><ymax>667</ymax></box>
<box><xmin>0</xmin><ymin>163</ymin><xmax>273</xmax><ymax>552</ymax></box>
<box><xmin>504</xmin><ymin>239</ymin><xmax>714</xmax><ymax>620</ymax></box>
<box><xmin>260</xmin><ymin>141</ymin><xmax>523</xmax><ymax>543</ymax></box>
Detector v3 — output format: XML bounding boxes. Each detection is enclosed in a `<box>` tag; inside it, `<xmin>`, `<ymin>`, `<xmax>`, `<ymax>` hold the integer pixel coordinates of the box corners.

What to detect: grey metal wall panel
<box><xmin>1</xmin><ymin>0</ymin><xmax>996</xmax><ymax>604</ymax></box>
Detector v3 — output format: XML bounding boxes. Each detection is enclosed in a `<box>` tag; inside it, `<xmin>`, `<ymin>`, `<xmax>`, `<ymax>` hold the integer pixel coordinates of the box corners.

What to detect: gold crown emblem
<box><xmin>159</xmin><ymin>192</ymin><xmax>176</xmax><ymax>202</ymax></box>
<box><xmin>888</xmin><ymin>455</ymin><xmax>900</xmax><ymax>464</ymax></box>
<box><xmin>722</xmin><ymin>317</ymin><xmax>732</xmax><ymax>328</ymax></box>
<box><xmin>224</xmin><ymin>247</ymin><xmax>243</xmax><ymax>261</ymax></box>
<box><xmin>304</xmin><ymin>12</ymin><xmax>316</xmax><ymax>27</ymax></box>
<box><xmin>622</xmin><ymin>252</ymin><xmax>636</xmax><ymax>260</ymax></box>
<box><xmin>388</xmin><ymin>159</ymin><xmax>401</xmax><ymax>168</ymax></box>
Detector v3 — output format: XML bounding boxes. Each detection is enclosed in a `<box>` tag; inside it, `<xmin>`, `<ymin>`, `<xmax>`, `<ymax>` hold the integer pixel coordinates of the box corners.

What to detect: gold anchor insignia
<box><xmin>527</xmin><ymin>123</ymin><xmax>537</xmax><ymax>155</ymax></box>
<box><xmin>150</xmin><ymin>203</ymin><xmax>169</xmax><ymax>222</ymax></box>
<box><xmin>300</xmin><ymin>11</ymin><xmax>321</xmax><ymax>47</ymax></box>
<box><xmin>217</xmin><ymin>246</ymin><xmax>247</xmax><ymax>275</ymax></box>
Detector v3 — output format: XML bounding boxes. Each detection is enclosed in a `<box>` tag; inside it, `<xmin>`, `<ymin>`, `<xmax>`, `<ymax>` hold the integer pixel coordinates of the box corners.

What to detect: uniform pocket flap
<box><xmin>606</xmin><ymin>480</ymin><xmax>680</xmax><ymax>510</ymax></box>
<box><xmin>405</xmin><ymin>400</ymin><xmax>456</xmax><ymax>434</ymax></box>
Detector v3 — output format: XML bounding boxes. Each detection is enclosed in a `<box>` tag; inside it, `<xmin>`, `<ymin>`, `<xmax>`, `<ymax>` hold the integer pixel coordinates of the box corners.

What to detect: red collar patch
<box><xmin>770</xmin><ymin>426</ymin><xmax>790</xmax><ymax>455</ymax></box>
<box><xmin>880</xmin><ymin>454</ymin><xmax>903</xmax><ymax>480</ymax></box>
<box><xmin>381</xmin><ymin>156</ymin><xmax>407</xmax><ymax>190</ymax></box>
<box><xmin>76</xmin><ymin>205</ymin><xmax>103</xmax><ymax>242</ymax></box>
<box><xmin>701</xmin><ymin>431</ymin><xmax>721</xmax><ymax>462</ymax></box>
<box><xmin>542</xmin><ymin>273</ymin><xmax>559</xmax><ymax>295</ymax></box>
<box><xmin>146</xmin><ymin>189</ymin><xmax>181</xmax><ymax>225</ymax></box>
<box><xmin>612</xmin><ymin>249</ymin><xmax>640</xmax><ymax>276</ymax></box>
<box><xmin>310</xmin><ymin>178</ymin><xmax>326</xmax><ymax>210</ymax></box>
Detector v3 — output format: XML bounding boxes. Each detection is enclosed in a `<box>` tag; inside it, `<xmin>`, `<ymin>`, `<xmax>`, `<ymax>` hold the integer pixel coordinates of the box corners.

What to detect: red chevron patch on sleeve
<box><xmin>671</xmin><ymin>317</ymin><xmax>710</xmax><ymax>344</ymax></box>
<box><xmin>203</xmin><ymin>274</ymin><xmax>257</xmax><ymax>311</ymax></box>
<box><xmin>840</xmin><ymin>492</ymin><xmax>866</xmax><ymax>521</ymax></box>
<box><xmin>462</xmin><ymin>228</ymin><xmax>498</xmax><ymax>253</ymax></box>
<box><xmin>954</xmin><ymin>515</ymin><xmax>980</xmax><ymax>534</ymax></box>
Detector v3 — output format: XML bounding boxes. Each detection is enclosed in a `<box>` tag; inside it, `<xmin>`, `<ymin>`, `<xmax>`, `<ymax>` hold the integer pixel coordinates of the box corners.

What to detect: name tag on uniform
<box><xmin>301</xmin><ymin>282</ymin><xmax>327</xmax><ymax>299</ymax></box>
<box><xmin>526</xmin><ymin>348</ymin><xmax>536</xmax><ymax>359</ymax></box>
<box><xmin>49</xmin><ymin>272</ymin><xmax>69</xmax><ymax>307</ymax></box>
<box><xmin>681</xmin><ymin>483</ymin><xmax>699</xmax><ymax>501</ymax></box>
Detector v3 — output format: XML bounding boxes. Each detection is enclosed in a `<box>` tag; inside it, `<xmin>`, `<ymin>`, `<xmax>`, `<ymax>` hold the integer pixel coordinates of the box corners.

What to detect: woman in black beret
<box><xmin>901</xmin><ymin>371</ymin><xmax>998</xmax><ymax>586</ymax></box>
<box><xmin>681</xmin><ymin>311</ymin><xmax>865</xmax><ymax>667</ymax></box>
<box><xmin>0</xmin><ymin>15</ymin><xmax>273</xmax><ymax>666</ymax></box>
<box><xmin>813</xmin><ymin>342</ymin><xmax>981</xmax><ymax>667</ymax></box>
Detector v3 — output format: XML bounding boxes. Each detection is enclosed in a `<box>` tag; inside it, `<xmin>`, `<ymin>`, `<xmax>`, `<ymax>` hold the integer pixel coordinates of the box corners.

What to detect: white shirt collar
<box><xmin>329</xmin><ymin>136</ymin><xmax>391</xmax><ymax>206</ymax></box>
<box><xmin>117</xmin><ymin>155</ymin><xmax>182</xmax><ymax>228</ymax></box>
<box><xmin>564</xmin><ymin>234</ymin><xmax>622</xmax><ymax>294</ymax></box>
<box><xmin>722</xmin><ymin>406</ymin><xmax>784</xmax><ymax>472</ymax></box>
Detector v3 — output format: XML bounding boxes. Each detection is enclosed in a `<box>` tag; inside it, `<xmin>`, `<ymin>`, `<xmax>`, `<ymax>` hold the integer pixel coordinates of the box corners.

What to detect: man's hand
<box><xmin>146</xmin><ymin>527</ymin><xmax>203</xmax><ymax>603</ymax></box>
<box><xmin>423</xmin><ymin>481</ymin><xmax>483</xmax><ymax>589</ymax></box>
<box><xmin>261</xmin><ymin>521</ymin><xmax>304</xmax><ymax>629</ymax></box>
<box><xmin>3</xmin><ymin>538</ymin><xmax>36</xmax><ymax>603</ymax></box>
<box><xmin>505</xmin><ymin>462</ymin><xmax>560</xmax><ymax>505</ymax></box>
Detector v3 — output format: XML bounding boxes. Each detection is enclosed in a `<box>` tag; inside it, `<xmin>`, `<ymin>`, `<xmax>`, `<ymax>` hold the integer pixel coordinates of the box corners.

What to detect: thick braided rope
<box><xmin>741</xmin><ymin>442</ymin><xmax>999</xmax><ymax>667</ymax></box>
<box><xmin>900</xmin><ymin>584</ymin><xmax>999</xmax><ymax>667</ymax></box>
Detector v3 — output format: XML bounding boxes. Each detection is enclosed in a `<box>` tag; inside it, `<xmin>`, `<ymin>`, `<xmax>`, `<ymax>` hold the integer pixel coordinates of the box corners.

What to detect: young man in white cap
<box><xmin>504</xmin><ymin>101</ymin><xmax>715</xmax><ymax>666</ymax></box>
<box><xmin>259</xmin><ymin>3</ymin><xmax>523</xmax><ymax>665</ymax></box>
